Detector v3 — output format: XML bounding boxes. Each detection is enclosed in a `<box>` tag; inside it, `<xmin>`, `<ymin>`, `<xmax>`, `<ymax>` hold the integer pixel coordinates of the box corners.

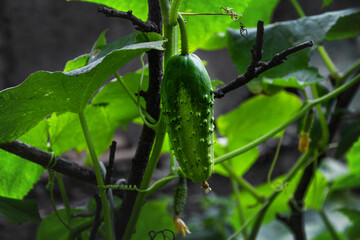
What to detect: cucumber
<box><xmin>161</xmin><ymin>53</ymin><xmax>214</xmax><ymax>189</ymax></box>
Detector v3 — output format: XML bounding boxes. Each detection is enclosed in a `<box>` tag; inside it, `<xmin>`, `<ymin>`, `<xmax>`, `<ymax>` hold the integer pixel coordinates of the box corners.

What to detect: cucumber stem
<box><xmin>177</xmin><ymin>14</ymin><xmax>189</xmax><ymax>55</ymax></box>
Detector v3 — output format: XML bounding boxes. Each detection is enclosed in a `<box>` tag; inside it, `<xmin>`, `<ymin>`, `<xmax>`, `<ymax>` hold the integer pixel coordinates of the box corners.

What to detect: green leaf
<box><xmin>335</xmin><ymin>117</ymin><xmax>360</xmax><ymax>158</ymax></box>
<box><xmin>73</xmin><ymin>0</ymin><xmax>281</xmax><ymax>51</ymax></box>
<box><xmin>215</xmin><ymin>91</ymin><xmax>302</xmax><ymax>177</ymax></box>
<box><xmin>346</xmin><ymin>136</ymin><xmax>360</xmax><ymax>173</ymax></box>
<box><xmin>322</xmin><ymin>0</ymin><xmax>334</xmax><ymax>8</ymax></box>
<box><xmin>131</xmin><ymin>200</ymin><xmax>174</xmax><ymax>240</ymax></box>
<box><xmin>49</xmin><ymin>69</ymin><xmax>149</xmax><ymax>156</ymax></box>
<box><xmin>325</xmin><ymin>8</ymin><xmax>360</xmax><ymax>41</ymax></box>
<box><xmin>36</xmin><ymin>209</ymin><xmax>89</xmax><ymax>240</ymax></box>
<box><xmin>227</xmin><ymin>8</ymin><xmax>360</xmax><ymax>92</ymax></box>
<box><xmin>338</xmin><ymin>208</ymin><xmax>360</xmax><ymax>239</ymax></box>
<box><xmin>0</xmin><ymin>33</ymin><xmax>165</xmax><ymax>144</ymax></box>
<box><xmin>305</xmin><ymin>171</ymin><xmax>328</xmax><ymax>210</ymax></box>
<box><xmin>63</xmin><ymin>54</ymin><xmax>89</xmax><ymax>72</ymax></box>
<box><xmin>63</xmin><ymin>29</ymin><xmax>109</xmax><ymax>72</ymax></box>
<box><xmin>331</xmin><ymin>172</ymin><xmax>360</xmax><ymax>191</ymax></box>
<box><xmin>0</xmin><ymin>120</ymin><xmax>48</xmax><ymax>199</ymax></box>
<box><xmin>0</xmin><ymin>196</ymin><xmax>40</xmax><ymax>225</ymax></box>
<box><xmin>183</xmin><ymin>0</ymin><xmax>281</xmax><ymax>51</ymax></box>
<box><xmin>332</xmin><ymin>137</ymin><xmax>360</xmax><ymax>191</ymax></box>
<box><xmin>262</xmin><ymin>68</ymin><xmax>324</xmax><ymax>89</ymax></box>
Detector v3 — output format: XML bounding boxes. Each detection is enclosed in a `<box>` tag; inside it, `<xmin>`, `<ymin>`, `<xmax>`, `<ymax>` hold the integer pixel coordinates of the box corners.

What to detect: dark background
<box><xmin>0</xmin><ymin>0</ymin><xmax>359</xmax><ymax>239</ymax></box>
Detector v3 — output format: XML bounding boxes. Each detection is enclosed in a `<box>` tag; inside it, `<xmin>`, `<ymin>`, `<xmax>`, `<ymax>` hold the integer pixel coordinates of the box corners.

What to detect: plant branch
<box><xmin>0</xmin><ymin>140</ymin><xmax>96</xmax><ymax>184</ymax></box>
<box><xmin>214</xmin><ymin>20</ymin><xmax>314</xmax><ymax>98</ymax></box>
<box><xmin>114</xmin><ymin>0</ymin><xmax>163</xmax><ymax>239</ymax></box>
<box><xmin>98</xmin><ymin>6</ymin><xmax>157</xmax><ymax>32</ymax></box>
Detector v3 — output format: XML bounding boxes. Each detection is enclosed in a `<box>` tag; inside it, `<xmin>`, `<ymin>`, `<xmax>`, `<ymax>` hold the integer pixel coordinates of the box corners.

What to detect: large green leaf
<box><xmin>181</xmin><ymin>0</ymin><xmax>281</xmax><ymax>51</ymax></box>
<box><xmin>0</xmin><ymin>120</ymin><xmax>48</xmax><ymax>199</ymax></box>
<box><xmin>0</xmin><ymin>33</ymin><xmax>165</xmax><ymax>144</ymax></box>
<box><xmin>131</xmin><ymin>200</ymin><xmax>174</xmax><ymax>240</ymax></box>
<box><xmin>215</xmin><ymin>91</ymin><xmax>302</xmax><ymax>177</ymax></box>
<box><xmin>227</xmin><ymin>8</ymin><xmax>360</xmax><ymax>92</ymax></box>
<box><xmin>73</xmin><ymin>0</ymin><xmax>281</xmax><ymax>51</ymax></box>
<box><xmin>49</xmin><ymin>69</ymin><xmax>149</xmax><ymax>156</ymax></box>
<box><xmin>0</xmin><ymin>196</ymin><xmax>40</xmax><ymax>225</ymax></box>
<box><xmin>325</xmin><ymin>8</ymin><xmax>360</xmax><ymax>40</ymax></box>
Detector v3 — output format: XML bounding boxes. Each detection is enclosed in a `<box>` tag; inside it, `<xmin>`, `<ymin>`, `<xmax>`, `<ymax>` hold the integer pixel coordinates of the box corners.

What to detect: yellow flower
<box><xmin>174</xmin><ymin>215</ymin><xmax>191</xmax><ymax>238</ymax></box>
<box><xmin>298</xmin><ymin>131</ymin><xmax>311</xmax><ymax>152</ymax></box>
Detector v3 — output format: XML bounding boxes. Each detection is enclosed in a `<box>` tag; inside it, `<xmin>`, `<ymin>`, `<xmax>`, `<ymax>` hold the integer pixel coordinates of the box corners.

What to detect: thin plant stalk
<box><xmin>56</xmin><ymin>172</ymin><xmax>72</xmax><ymax>225</ymax></box>
<box><xmin>78</xmin><ymin>112</ymin><xmax>113</xmax><ymax>240</ymax></box>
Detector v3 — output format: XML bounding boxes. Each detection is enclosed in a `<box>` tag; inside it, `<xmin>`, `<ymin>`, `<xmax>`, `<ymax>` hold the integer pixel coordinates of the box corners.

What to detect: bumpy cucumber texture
<box><xmin>161</xmin><ymin>53</ymin><xmax>214</xmax><ymax>184</ymax></box>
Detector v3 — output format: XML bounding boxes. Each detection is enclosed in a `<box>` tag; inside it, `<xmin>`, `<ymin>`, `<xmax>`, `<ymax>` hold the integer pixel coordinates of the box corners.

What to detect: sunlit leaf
<box><xmin>215</xmin><ymin>91</ymin><xmax>302</xmax><ymax>177</ymax></box>
<box><xmin>0</xmin><ymin>120</ymin><xmax>48</xmax><ymax>199</ymax></box>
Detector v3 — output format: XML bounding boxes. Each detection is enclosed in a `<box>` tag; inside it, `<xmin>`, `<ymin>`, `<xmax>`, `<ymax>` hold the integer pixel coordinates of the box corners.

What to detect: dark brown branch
<box><xmin>105</xmin><ymin>141</ymin><xmax>117</xmax><ymax>185</ymax></box>
<box><xmin>0</xmin><ymin>140</ymin><xmax>96</xmax><ymax>184</ymax></box>
<box><xmin>213</xmin><ymin>20</ymin><xmax>314</xmax><ymax>98</ymax></box>
<box><xmin>90</xmin><ymin>194</ymin><xmax>102</xmax><ymax>240</ymax></box>
<box><xmin>114</xmin><ymin>1</ymin><xmax>163</xmax><ymax>239</ymax></box>
<box><xmin>98</xmin><ymin>6</ymin><xmax>157</xmax><ymax>32</ymax></box>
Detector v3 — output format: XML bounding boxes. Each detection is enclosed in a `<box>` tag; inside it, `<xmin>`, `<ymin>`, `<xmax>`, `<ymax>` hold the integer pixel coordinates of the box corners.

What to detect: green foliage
<box><xmin>36</xmin><ymin>209</ymin><xmax>89</xmax><ymax>240</ymax></box>
<box><xmin>1</xmin><ymin>0</ymin><xmax>360</xmax><ymax>239</ymax></box>
<box><xmin>0</xmin><ymin>33</ymin><xmax>164</xmax><ymax>144</ymax></box>
<box><xmin>131</xmin><ymin>200</ymin><xmax>175</xmax><ymax>240</ymax></box>
<box><xmin>0</xmin><ymin>196</ymin><xmax>40</xmax><ymax>225</ymax></box>
<box><xmin>0</xmin><ymin>120</ymin><xmax>48</xmax><ymax>199</ymax></box>
<box><xmin>227</xmin><ymin>8</ymin><xmax>360</xmax><ymax>92</ymax></box>
<box><xmin>215</xmin><ymin>91</ymin><xmax>302</xmax><ymax>176</ymax></box>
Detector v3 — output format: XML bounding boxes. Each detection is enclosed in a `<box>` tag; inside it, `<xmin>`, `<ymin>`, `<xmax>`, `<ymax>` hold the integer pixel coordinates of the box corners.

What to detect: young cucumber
<box><xmin>161</xmin><ymin>53</ymin><xmax>214</xmax><ymax>190</ymax></box>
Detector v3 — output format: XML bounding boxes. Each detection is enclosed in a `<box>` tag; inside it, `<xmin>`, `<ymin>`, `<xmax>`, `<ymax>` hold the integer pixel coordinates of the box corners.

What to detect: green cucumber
<box><xmin>161</xmin><ymin>53</ymin><xmax>214</xmax><ymax>190</ymax></box>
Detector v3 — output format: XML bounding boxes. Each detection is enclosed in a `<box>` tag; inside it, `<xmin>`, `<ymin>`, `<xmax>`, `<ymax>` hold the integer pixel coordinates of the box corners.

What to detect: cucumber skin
<box><xmin>161</xmin><ymin>54</ymin><xmax>214</xmax><ymax>183</ymax></box>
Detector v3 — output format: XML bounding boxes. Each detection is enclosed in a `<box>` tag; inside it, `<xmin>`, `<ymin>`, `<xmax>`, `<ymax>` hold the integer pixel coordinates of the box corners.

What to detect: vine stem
<box><xmin>319</xmin><ymin>209</ymin><xmax>342</xmax><ymax>240</ymax></box>
<box><xmin>228</xmin><ymin>150</ymin><xmax>314</xmax><ymax>240</ymax></box>
<box><xmin>122</xmin><ymin>118</ymin><xmax>167</xmax><ymax>239</ymax></box>
<box><xmin>56</xmin><ymin>172</ymin><xmax>72</xmax><ymax>225</ymax></box>
<box><xmin>114</xmin><ymin>72</ymin><xmax>156</xmax><ymax>124</ymax></box>
<box><xmin>311</xmin><ymin>84</ymin><xmax>329</xmax><ymax>149</ymax></box>
<box><xmin>179</xmin><ymin>12</ymin><xmax>242</xmax><ymax>17</ymax></box>
<box><xmin>222</xmin><ymin>162</ymin><xmax>265</xmax><ymax>203</ymax></box>
<box><xmin>230</xmin><ymin>178</ymin><xmax>248</xmax><ymax>240</ymax></box>
<box><xmin>214</xmin><ymin>73</ymin><xmax>360</xmax><ymax>165</ymax></box>
<box><xmin>78</xmin><ymin>112</ymin><xmax>113</xmax><ymax>240</ymax></box>
<box><xmin>289</xmin><ymin>0</ymin><xmax>306</xmax><ymax>18</ymax></box>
